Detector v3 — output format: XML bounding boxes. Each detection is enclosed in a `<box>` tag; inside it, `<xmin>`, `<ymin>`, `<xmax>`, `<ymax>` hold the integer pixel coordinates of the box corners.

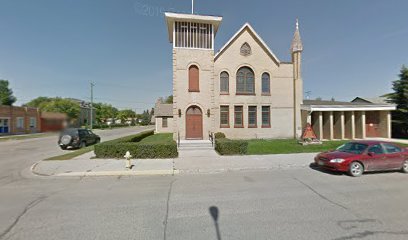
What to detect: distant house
<box><xmin>66</xmin><ymin>98</ymin><xmax>96</xmax><ymax>127</ymax></box>
<box><xmin>0</xmin><ymin>105</ymin><xmax>41</xmax><ymax>135</ymax></box>
<box><xmin>40</xmin><ymin>112</ymin><xmax>68</xmax><ymax>132</ymax></box>
<box><xmin>351</xmin><ymin>97</ymin><xmax>388</xmax><ymax>104</ymax></box>
<box><xmin>153</xmin><ymin>101</ymin><xmax>173</xmax><ymax>133</ymax></box>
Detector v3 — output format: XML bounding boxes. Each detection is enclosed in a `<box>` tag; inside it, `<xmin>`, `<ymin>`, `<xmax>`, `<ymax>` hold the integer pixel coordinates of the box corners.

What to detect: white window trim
<box><xmin>16</xmin><ymin>117</ymin><xmax>24</xmax><ymax>129</ymax></box>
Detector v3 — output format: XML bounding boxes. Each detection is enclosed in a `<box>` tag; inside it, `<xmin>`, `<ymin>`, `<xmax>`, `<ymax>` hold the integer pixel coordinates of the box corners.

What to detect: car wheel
<box><xmin>79</xmin><ymin>141</ymin><xmax>86</xmax><ymax>149</ymax></box>
<box><xmin>60</xmin><ymin>146</ymin><xmax>67</xmax><ymax>150</ymax></box>
<box><xmin>349</xmin><ymin>161</ymin><xmax>364</xmax><ymax>177</ymax></box>
<box><xmin>96</xmin><ymin>138</ymin><xmax>100</xmax><ymax>144</ymax></box>
<box><xmin>402</xmin><ymin>160</ymin><xmax>408</xmax><ymax>173</ymax></box>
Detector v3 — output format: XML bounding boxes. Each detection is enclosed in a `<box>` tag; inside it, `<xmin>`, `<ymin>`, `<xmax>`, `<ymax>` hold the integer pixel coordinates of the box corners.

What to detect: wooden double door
<box><xmin>186</xmin><ymin>106</ymin><xmax>203</xmax><ymax>139</ymax></box>
<box><xmin>366</xmin><ymin>111</ymin><xmax>380</xmax><ymax>137</ymax></box>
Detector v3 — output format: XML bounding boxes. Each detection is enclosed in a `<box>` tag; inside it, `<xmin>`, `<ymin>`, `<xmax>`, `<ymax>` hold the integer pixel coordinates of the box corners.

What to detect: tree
<box><xmin>384</xmin><ymin>65</ymin><xmax>408</xmax><ymax>137</ymax></box>
<box><xmin>165</xmin><ymin>95</ymin><xmax>173</xmax><ymax>104</ymax></box>
<box><xmin>140</xmin><ymin>109</ymin><xmax>151</xmax><ymax>126</ymax></box>
<box><xmin>41</xmin><ymin>98</ymin><xmax>80</xmax><ymax>119</ymax></box>
<box><xmin>25</xmin><ymin>96</ymin><xmax>53</xmax><ymax>108</ymax></box>
<box><xmin>117</xmin><ymin>109</ymin><xmax>136</xmax><ymax>122</ymax></box>
<box><xmin>0</xmin><ymin>80</ymin><xmax>17</xmax><ymax>105</ymax></box>
<box><xmin>93</xmin><ymin>103</ymin><xmax>118</xmax><ymax>123</ymax></box>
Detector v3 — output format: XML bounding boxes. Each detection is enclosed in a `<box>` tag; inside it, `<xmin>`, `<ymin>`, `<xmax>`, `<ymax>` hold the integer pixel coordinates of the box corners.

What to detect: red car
<box><xmin>314</xmin><ymin>141</ymin><xmax>408</xmax><ymax>177</ymax></box>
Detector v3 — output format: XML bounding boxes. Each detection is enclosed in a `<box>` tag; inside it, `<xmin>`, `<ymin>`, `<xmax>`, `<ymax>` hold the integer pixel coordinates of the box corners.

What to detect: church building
<box><xmin>155</xmin><ymin>10</ymin><xmax>395</xmax><ymax>141</ymax></box>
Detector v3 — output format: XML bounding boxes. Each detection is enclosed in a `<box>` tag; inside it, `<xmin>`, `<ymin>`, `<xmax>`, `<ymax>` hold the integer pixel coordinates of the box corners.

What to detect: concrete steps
<box><xmin>178</xmin><ymin>140</ymin><xmax>214</xmax><ymax>151</ymax></box>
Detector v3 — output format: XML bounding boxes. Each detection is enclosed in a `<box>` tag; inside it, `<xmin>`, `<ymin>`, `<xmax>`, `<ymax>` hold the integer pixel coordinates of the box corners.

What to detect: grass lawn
<box><xmin>247</xmin><ymin>139</ymin><xmax>349</xmax><ymax>155</ymax></box>
<box><xmin>247</xmin><ymin>139</ymin><xmax>408</xmax><ymax>155</ymax></box>
<box><xmin>44</xmin><ymin>146</ymin><xmax>95</xmax><ymax>161</ymax></box>
<box><xmin>139</xmin><ymin>133</ymin><xmax>174</xmax><ymax>144</ymax></box>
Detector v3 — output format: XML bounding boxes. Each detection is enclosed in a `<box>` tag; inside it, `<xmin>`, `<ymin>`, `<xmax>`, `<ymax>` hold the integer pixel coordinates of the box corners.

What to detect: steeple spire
<box><xmin>291</xmin><ymin>18</ymin><xmax>303</xmax><ymax>53</ymax></box>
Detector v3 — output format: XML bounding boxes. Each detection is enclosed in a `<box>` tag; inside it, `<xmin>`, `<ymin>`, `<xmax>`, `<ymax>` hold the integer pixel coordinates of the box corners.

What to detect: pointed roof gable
<box><xmin>214</xmin><ymin>23</ymin><xmax>281</xmax><ymax>65</ymax></box>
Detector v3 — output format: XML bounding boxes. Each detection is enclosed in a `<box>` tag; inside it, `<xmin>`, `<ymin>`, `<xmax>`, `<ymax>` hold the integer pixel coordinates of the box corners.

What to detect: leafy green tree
<box><xmin>0</xmin><ymin>80</ymin><xmax>17</xmax><ymax>105</ymax></box>
<box><xmin>165</xmin><ymin>95</ymin><xmax>173</xmax><ymax>104</ymax></box>
<box><xmin>25</xmin><ymin>96</ymin><xmax>53</xmax><ymax>108</ymax></box>
<box><xmin>41</xmin><ymin>98</ymin><xmax>80</xmax><ymax>119</ymax></box>
<box><xmin>117</xmin><ymin>109</ymin><xmax>136</xmax><ymax>122</ymax></box>
<box><xmin>140</xmin><ymin>109</ymin><xmax>151</xmax><ymax>126</ymax></box>
<box><xmin>384</xmin><ymin>65</ymin><xmax>408</xmax><ymax>136</ymax></box>
<box><xmin>93</xmin><ymin>103</ymin><xmax>118</xmax><ymax>123</ymax></box>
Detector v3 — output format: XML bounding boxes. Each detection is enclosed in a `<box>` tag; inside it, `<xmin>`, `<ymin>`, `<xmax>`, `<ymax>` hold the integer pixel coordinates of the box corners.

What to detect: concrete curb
<box><xmin>55</xmin><ymin>169</ymin><xmax>179</xmax><ymax>177</ymax></box>
<box><xmin>31</xmin><ymin>161</ymin><xmax>52</xmax><ymax>177</ymax></box>
<box><xmin>31</xmin><ymin>160</ymin><xmax>179</xmax><ymax>177</ymax></box>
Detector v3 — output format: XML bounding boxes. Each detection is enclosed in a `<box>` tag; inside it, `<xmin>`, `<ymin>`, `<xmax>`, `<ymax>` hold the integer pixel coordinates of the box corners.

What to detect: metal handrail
<box><xmin>177</xmin><ymin>132</ymin><xmax>180</xmax><ymax>148</ymax></box>
<box><xmin>209</xmin><ymin>131</ymin><xmax>214</xmax><ymax>147</ymax></box>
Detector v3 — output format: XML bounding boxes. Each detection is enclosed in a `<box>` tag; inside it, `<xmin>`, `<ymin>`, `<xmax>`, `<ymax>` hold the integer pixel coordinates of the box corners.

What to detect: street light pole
<box><xmin>90</xmin><ymin>82</ymin><xmax>95</xmax><ymax>130</ymax></box>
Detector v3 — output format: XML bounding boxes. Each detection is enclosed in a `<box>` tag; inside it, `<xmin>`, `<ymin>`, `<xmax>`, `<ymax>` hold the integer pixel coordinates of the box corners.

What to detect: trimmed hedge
<box><xmin>215</xmin><ymin>139</ymin><xmax>248</xmax><ymax>155</ymax></box>
<box><xmin>214</xmin><ymin>132</ymin><xmax>226</xmax><ymax>139</ymax></box>
<box><xmin>94</xmin><ymin>130</ymin><xmax>178</xmax><ymax>159</ymax></box>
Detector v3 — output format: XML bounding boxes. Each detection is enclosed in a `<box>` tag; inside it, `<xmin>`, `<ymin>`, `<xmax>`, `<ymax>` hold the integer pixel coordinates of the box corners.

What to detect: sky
<box><xmin>1</xmin><ymin>0</ymin><xmax>408</xmax><ymax>112</ymax></box>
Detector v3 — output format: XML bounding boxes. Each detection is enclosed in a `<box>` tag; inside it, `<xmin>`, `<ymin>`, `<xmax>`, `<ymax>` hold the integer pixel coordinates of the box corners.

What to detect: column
<box><xmin>351</xmin><ymin>111</ymin><xmax>355</xmax><ymax>139</ymax></box>
<box><xmin>329</xmin><ymin>111</ymin><xmax>334</xmax><ymax>140</ymax></box>
<box><xmin>340</xmin><ymin>111</ymin><xmax>345</xmax><ymax>139</ymax></box>
<box><xmin>361</xmin><ymin>111</ymin><xmax>366</xmax><ymax>139</ymax></box>
<box><xmin>387</xmin><ymin>111</ymin><xmax>391</xmax><ymax>138</ymax></box>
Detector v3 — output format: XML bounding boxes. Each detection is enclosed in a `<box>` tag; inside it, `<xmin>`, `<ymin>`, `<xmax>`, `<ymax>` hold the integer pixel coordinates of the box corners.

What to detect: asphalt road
<box><xmin>1</xmin><ymin>128</ymin><xmax>408</xmax><ymax>240</ymax></box>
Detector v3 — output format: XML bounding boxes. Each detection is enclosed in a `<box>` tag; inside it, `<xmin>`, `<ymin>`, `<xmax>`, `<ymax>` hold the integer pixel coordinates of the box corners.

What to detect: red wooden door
<box><xmin>366</xmin><ymin>111</ymin><xmax>380</xmax><ymax>137</ymax></box>
<box><xmin>186</xmin><ymin>106</ymin><xmax>203</xmax><ymax>139</ymax></box>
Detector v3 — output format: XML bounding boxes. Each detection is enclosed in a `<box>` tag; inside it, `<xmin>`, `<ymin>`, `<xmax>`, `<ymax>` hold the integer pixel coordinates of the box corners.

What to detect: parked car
<box><xmin>58</xmin><ymin>128</ymin><xmax>100</xmax><ymax>150</ymax></box>
<box><xmin>314</xmin><ymin>141</ymin><xmax>408</xmax><ymax>177</ymax></box>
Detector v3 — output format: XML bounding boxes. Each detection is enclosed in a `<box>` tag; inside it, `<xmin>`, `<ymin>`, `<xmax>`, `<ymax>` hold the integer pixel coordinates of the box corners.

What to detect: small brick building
<box><xmin>0</xmin><ymin>105</ymin><xmax>41</xmax><ymax>135</ymax></box>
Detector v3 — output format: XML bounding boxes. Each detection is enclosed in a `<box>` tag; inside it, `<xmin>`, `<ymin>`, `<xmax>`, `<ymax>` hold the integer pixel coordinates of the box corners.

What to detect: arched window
<box><xmin>220</xmin><ymin>71</ymin><xmax>229</xmax><ymax>93</ymax></box>
<box><xmin>262</xmin><ymin>73</ymin><xmax>270</xmax><ymax>94</ymax></box>
<box><xmin>189</xmin><ymin>65</ymin><xmax>199</xmax><ymax>92</ymax></box>
<box><xmin>236</xmin><ymin>67</ymin><xmax>255</xmax><ymax>94</ymax></box>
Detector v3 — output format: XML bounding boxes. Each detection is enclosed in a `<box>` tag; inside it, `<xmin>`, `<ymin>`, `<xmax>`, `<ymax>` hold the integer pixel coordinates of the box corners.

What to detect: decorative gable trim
<box><xmin>240</xmin><ymin>42</ymin><xmax>252</xmax><ymax>56</ymax></box>
<box><xmin>214</xmin><ymin>23</ymin><xmax>281</xmax><ymax>65</ymax></box>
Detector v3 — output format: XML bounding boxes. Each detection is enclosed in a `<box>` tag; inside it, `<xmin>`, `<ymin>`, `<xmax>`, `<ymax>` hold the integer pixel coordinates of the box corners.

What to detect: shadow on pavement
<box><xmin>209</xmin><ymin>206</ymin><xmax>222</xmax><ymax>240</ymax></box>
<box><xmin>309</xmin><ymin>163</ymin><xmax>405</xmax><ymax>177</ymax></box>
<box><xmin>308</xmin><ymin>163</ymin><xmax>345</xmax><ymax>176</ymax></box>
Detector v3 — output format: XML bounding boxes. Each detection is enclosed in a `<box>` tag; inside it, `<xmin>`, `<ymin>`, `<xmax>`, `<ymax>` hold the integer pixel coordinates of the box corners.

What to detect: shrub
<box><xmin>94</xmin><ymin>142</ymin><xmax>178</xmax><ymax>159</ymax></box>
<box><xmin>94</xmin><ymin>130</ymin><xmax>177</xmax><ymax>159</ymax></box>
<box><xmin>214</xmin><ymin>132</ymin><xmax>226</xmax><ymax>139</ymax></box>
<box><xmin>215</xmin><ymin>139</ymin><xmax>248</xmax><ymax>155</ymax></box>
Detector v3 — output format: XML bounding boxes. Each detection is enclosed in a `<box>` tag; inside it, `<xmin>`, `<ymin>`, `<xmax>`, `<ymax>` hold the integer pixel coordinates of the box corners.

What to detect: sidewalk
<box><xmin>32</xmin><ymin>149</ymin><xmax>317</xmax><ymax>177</ymax></box>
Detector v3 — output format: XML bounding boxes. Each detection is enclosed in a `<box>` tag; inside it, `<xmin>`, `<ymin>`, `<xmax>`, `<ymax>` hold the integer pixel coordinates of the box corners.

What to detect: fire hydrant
<box><xmin>124</xmin><ymin>151</ymin><xmax>132</xmax><ymax>169</ymax></box>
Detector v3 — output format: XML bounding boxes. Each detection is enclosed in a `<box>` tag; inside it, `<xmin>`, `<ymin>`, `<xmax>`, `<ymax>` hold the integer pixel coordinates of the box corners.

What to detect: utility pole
<box><xmin>90</xmin><ymin>82</ymin><xmax>95</xmax><ymax>130</ymax></box>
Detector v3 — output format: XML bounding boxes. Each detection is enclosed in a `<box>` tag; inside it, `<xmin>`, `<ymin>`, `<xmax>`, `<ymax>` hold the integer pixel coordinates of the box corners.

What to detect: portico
<box><xmin>302</xmin><ymin>100</ymin><xmax>396</xmax><ymax>140</ymax></box>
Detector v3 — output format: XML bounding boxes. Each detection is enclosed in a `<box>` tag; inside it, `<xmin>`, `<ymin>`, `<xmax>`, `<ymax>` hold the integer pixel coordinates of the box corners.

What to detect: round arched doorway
<box><xmin>186</xmin><ymin>106</ymin><xmax>203</xmax><ymax>139</ymax></box>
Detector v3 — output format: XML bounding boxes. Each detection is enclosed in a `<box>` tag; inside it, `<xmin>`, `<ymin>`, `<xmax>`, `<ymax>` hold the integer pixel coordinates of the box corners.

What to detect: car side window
<box><xmin>368</xmin><ymin>144</ymin><xmax>384</xmax><ymax>155</ymax></box>
<box><xmin>382</xmin><ymin>143</ymin><xmax>401</xmax><ymax>154</ymax></box>
<box><xmin>79</xmin><ymin>130</ymin><xmax>88</xmax><ymax>137</ymax></box>
<box><xmin>88</xmin><ymin>130</ymin><xmax>93</xmax><ymax>135</ymax></box>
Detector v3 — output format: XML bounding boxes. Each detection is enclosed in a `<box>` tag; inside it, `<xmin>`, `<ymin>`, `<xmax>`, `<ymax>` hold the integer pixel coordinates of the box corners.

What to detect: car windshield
<box><xmin>336</xmin><ymin>142</ymin><xmax>368</xmax><ymax>154</ymax></box>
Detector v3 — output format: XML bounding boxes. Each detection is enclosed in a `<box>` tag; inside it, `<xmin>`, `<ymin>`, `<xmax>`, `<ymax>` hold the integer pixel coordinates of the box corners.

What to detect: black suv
<box><xmin>58</xmin><ymin>128</ymin><xmax>101</xmax><ymax>150</ymax></box>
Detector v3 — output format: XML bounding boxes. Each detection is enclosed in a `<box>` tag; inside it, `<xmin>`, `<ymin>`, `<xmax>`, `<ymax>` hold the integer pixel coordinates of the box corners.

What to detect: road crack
<box><xmin>163</xmin><ymin>179</ymin><xmax>176</xmax><ymax>240</ymax></box>
<box><xmin>292</xmin><ymin>177</ymin><xmax>349</xmax><ymax>211</ymax></box>
<box><xmin>0</xmin><ymin>195</ymin><xmax>47</xmax><ymax>239</ymax></box>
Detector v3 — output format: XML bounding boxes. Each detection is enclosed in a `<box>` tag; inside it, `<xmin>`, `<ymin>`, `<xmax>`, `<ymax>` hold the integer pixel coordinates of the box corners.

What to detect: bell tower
<box><xmin>165</xmin><ymin>12</ymin><xmax>223</xmax><ymax>140</ymax></box>
<box><xmin>291</xmin><ymin>19</ymin><xmax>304</xmax><ymax>139</ymax></box>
